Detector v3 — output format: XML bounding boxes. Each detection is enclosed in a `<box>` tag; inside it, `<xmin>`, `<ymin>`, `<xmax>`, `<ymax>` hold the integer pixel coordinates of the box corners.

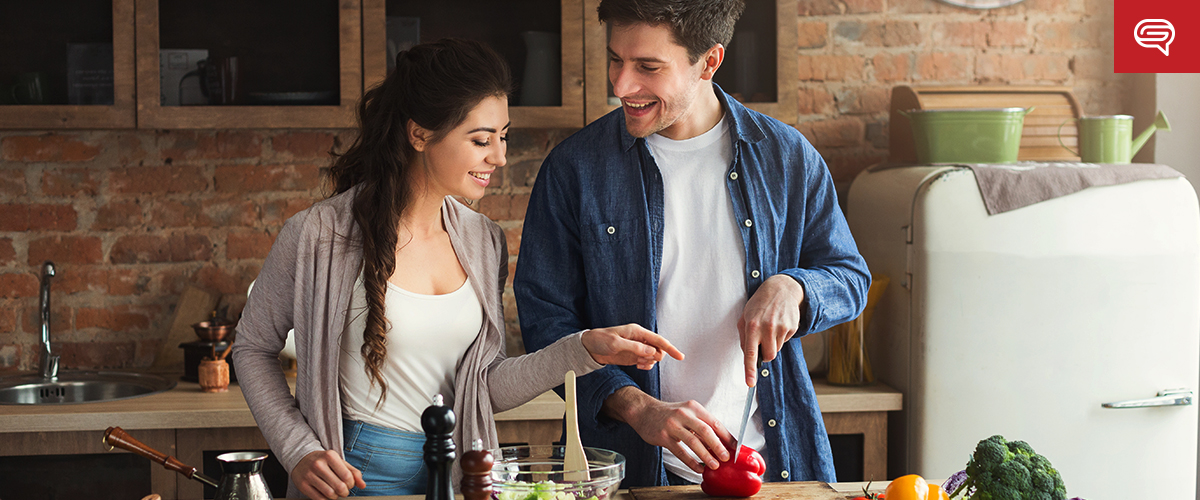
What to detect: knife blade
<box><xmin>733</xmin><ymin>353</ymin><xmax>763</xmax><ymax>464</ymax></box>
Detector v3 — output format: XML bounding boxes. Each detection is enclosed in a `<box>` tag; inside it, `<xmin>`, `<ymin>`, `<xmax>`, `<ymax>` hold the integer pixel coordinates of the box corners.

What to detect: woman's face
<box><xmin>418</xmin><ymin>95</ymin><xmax>509</xmax><ymax>201</ymax></box>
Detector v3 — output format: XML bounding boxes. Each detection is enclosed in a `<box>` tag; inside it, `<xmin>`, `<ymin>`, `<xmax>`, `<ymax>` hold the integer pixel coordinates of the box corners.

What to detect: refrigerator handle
<box><xmin>1101</xmin><ymin>389</ymin><xmax>1193</xmax><ymax>409</ymax></box>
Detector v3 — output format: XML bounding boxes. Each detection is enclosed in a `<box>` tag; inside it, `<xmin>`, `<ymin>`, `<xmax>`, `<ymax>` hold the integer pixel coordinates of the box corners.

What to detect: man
<box><xmin>514</xmin><ymin>0</ymin><xmax>870</xmax><ymax>487</ymax></box>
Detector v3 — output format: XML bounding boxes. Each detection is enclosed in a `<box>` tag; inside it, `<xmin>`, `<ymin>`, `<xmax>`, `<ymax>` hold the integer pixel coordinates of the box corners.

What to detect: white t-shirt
<box><xmin>646</xmin><ymin>116</ymin><xmax>765</xmax><ymax>483</ymax></box>
<box><xmin>339</xmin><ymin>273</ymin><xmax>483</xmax><ymax>432</ymax></box>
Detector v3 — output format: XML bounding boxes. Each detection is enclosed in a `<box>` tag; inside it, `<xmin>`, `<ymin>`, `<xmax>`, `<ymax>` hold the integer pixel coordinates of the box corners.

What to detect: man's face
<box><xmin>607</xmin><ymin>22</ymin><xmax>708</xmax><ymax>138</ymax></box>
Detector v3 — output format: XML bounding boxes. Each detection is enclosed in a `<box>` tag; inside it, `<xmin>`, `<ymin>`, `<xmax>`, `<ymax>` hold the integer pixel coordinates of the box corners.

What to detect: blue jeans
<box><xmin>342</xmin><ymin>419</ymin><xmax>428</xmax><ymax>496</ymax></box>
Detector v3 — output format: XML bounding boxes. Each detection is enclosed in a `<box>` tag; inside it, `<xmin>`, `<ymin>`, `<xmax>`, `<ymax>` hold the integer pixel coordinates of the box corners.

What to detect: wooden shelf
<box><xmin>583</xmin><ymin>0</ymin><xmax>797</xmax><ymax>125</ymax></box>
<box><xmin>1</xmin><ymin>0</ymin><xmax>797</xmax><ymax>130</ymax></box>
<box><xmin>0</xmin><ymin>0</ymin><xmax>136</xmax><ymax>129</ymax></box>
<box><xmin>133</xmin><ymin>0</ymin><xmax>360</xmax><ymax>129</ymax></box>
<box><xmin>363</xmin><ymin>0</ymin><xmax>584</xmax><ymax>129</ymax></box>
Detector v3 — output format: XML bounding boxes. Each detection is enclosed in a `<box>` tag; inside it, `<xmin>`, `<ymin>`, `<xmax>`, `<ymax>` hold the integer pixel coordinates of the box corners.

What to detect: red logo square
<box><xmin>1114</xmin><ymin>0</ymin><xmax>1200</xmax><ymax>73</ymax></box>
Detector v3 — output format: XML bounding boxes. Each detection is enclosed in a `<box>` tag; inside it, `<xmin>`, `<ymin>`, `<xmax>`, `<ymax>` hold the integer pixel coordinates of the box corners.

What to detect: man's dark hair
<box><xmin>597</xmin><ymin>0</ymin><xmax>746</xmax><ymax>64</ymax></box>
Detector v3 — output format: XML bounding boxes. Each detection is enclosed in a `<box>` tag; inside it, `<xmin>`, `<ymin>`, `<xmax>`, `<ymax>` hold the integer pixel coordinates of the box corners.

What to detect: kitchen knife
<box><xmin>733</xmin><ymin>353</ymin><xmax>763</xmax><ymax>464</ymax></box>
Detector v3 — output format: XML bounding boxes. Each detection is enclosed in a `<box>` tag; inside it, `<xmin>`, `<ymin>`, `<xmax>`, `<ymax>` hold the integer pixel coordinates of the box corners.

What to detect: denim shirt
<box><xmin>515</xmin><ymin>85</ymin><xmax>870</xmax><ymax>487</ymax></box>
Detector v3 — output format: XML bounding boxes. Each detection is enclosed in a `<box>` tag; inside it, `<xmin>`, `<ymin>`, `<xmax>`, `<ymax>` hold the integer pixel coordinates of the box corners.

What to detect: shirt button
<box><xmin>751</xmin><ymin>270</ymin><xmax>760</xmax><ymax>278</ymax></box>
<box><xmin>744</xmin><ymin>219</ymin><xmax>753</xmax><ymax>227</ymax></box>
<box><xmin>781</xmin><ymin>471</ymin><xmax>790</xmax><ymax>479</ymax></box>
<box><xmin>761</xmin><ymin>368</ymin><xmax>769</xmax><ymax>377</ymax></box>
<box><xmin>607</xmin><ymin>226</ymin><xmax>615</xmax><ymax>235</ymax></box>
<box><xmin>768</xmin><ymin>419</ymin><xmax>777</xmax><ymax>427</ymax></box>
<box><xmin>729</xmin><ymin>172</ymin><xmax>738</xmax><ymax>180</ymax></box>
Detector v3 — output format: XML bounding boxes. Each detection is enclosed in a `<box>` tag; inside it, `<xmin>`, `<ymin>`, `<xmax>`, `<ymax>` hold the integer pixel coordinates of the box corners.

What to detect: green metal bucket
<box><xmin>901</xmin><ymin>107</ymin><xmax>1033</xmax><ymax>164</ymax></box>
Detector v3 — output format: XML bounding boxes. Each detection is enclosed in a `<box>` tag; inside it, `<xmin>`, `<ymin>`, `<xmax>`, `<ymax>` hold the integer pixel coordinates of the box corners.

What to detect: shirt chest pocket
<box><xmin>581</xmin><ymin>218</ymin><xmax>647</xmax><ymax>286</ymax></box>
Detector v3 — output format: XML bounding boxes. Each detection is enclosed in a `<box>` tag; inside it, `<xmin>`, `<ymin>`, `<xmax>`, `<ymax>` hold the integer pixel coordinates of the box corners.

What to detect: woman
<box><xmin>233</xmin><ymin>39</ymin><xmax>682</xmax><ymax>499</ymax></box>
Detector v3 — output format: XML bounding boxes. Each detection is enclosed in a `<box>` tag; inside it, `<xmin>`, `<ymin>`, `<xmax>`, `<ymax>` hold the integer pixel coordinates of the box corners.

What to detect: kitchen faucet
<box><xmin>39</xmin><ymin>261</ymin><xmax>58</xmax><ymax>380</ymax></box>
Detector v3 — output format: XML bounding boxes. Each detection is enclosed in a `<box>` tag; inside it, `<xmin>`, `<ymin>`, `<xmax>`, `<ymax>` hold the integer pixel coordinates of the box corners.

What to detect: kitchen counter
<box><xmin>265</xmin><ymin>482</ymin><xmax>897</xmax><ymax>500</ymax></box>
<box><xmin>0</xmin><ymin>377</ymin><xmax>900</xmax><ymax>499</ymax></box>
<box><xmin>0</xmin><ymin>378</ymin><xmax>567</xmax><ymax>434</ymax></box>
<box><xmin>0</xmin><ymin>377</ymin><xmax>900</xmax><ymax>434</ymax></box>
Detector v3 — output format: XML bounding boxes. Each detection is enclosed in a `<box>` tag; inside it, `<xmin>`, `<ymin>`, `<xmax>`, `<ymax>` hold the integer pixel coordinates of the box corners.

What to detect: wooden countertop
<box><xmin>0</xmin><ymin>377</ymin><xmax>900</xmax><ymax>434</ymax></box>
<box><xmin>268</xmin><ymin>482</ymin><xmax>902</xmax><ymax>500</ymax></box>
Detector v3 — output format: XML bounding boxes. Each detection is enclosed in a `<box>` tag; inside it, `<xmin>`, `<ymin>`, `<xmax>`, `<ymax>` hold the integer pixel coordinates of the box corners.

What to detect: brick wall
<box><xmin>798</xmin><ymin>0</ymin><xmax>1126</xmax><ymax>180</ymax></box>
<box><xmin>0</xmin><ymin>0</ymin><xmax>1125</xmax><ymax>372</ymax></box>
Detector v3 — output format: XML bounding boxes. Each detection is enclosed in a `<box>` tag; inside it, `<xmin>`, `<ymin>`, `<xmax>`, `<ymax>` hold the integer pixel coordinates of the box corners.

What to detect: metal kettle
<box><xmin>213</xmin><ymin>452</ymin><xmax>273</xmax><ymax>500</ymax></box>
<box><xmin>104</xmin><ymin>427</ymin><xmax>273</xmax><ymax>500</ymax></box>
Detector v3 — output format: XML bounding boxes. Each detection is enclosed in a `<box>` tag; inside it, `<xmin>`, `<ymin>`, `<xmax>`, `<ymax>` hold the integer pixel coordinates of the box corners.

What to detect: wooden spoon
<box><xmin>562</xmin><ymin>370</ymin><xmax>590</xmax><ymax>482</ymax></box>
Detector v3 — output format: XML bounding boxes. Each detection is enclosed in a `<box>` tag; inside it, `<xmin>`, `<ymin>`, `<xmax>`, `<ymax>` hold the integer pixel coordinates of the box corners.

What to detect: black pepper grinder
<box><xmin>460</xmin><ymin>439</ymin><xmax>494</xmax><ymax>500</ymax></box>
<box><xmin>422</xmin><ymin>394</ymin><xmax>456</xmax><ymax>500</ymax></box>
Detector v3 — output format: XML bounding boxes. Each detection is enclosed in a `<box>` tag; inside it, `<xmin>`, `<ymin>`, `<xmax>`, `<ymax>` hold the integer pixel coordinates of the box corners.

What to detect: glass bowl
<box><xmin>491</xmin><ymin>445</ymin><xmax>625</xmax><ymax>500</ymax></box>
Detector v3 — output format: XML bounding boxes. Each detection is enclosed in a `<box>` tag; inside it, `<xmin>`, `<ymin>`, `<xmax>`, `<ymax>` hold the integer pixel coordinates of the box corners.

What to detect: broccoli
<box><xmin>949</xmin><ymin>435</ymin><xmax>1067</xmax><ymax>500</ymax></box>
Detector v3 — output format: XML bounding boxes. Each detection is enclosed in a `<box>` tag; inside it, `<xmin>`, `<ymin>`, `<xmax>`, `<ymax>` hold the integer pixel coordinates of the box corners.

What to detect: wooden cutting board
<box><xmin>152</xmin><ymin>285</ymin><xmax>218</xmax><ymax>369</ymax></box>
<box><xmin>630</xmin><ymin>482</ymin><xmax>846</xmax><ymax>500</ymax></box>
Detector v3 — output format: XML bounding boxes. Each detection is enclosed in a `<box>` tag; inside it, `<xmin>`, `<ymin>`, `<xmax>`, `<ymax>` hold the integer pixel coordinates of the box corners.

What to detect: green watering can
<box><xmin>1058</xmin><ymin>111</ymin><xmax>1171</xmax><ymax>164</ymax></box>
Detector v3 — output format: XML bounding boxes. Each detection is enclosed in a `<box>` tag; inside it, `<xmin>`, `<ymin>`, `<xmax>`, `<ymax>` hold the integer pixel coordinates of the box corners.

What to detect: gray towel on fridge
<box><xmin>964</xmin><ymin>162</ymin><xmax>1183</xmax><ymax>214</ymax></box>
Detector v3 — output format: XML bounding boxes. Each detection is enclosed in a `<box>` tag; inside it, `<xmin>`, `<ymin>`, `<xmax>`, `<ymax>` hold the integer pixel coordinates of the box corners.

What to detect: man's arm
<box><xmin>601</xmin><ymin>386</ymin><xmax>732</xmax><ymax>473</ymax></box>
<box><xmin>737</xmin><ymin>143</ymin><xmax>871</xmax><ymax>385</ymax></box>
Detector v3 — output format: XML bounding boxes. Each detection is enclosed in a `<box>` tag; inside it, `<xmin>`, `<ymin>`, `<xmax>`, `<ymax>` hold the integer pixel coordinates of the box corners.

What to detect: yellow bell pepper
<box><xmin>884</xmin><ymin>474</ymin><xmax>929</xmax><ymax>500</ymax></box>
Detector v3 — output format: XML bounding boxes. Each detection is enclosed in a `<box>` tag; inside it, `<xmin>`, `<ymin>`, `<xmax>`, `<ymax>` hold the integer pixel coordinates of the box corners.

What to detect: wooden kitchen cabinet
<box><xmin>362</xmin><ymin>0</ymin><xmax>585</xmax><ymax>128</ymax></box>
<box><xmin>2</xmin><ymin>0</ymin><xmax>796</xmax><ymax>130</ymax></box>
<box><xmin>582</xmin><ymin>0</ymin><xmax>798</xmax><ymax>125</ymax></box>
<box><xmin>0</xmin><ymin>0</ymin><xmax>137</xmax><ymax>129</ymax></box>
<box><xmin>0</xmin><ymin>429</ymin><xmax>178</xmax><ymax>499</ymax></box>
<box><xmin>133</xmin><ymin>0</ymin><xmax>361</xmax><ymax>129</ymax></box>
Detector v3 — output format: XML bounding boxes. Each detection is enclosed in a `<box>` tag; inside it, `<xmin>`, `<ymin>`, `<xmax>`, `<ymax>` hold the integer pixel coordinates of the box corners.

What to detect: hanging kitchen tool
<box><xmin>103</xmin><ymin>427</ymin><xmax>272</xmax><ymax>500</ymax></box>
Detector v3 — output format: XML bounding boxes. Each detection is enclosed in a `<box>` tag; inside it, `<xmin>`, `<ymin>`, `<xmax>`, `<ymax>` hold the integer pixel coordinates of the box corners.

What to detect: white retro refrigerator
<box><xmin>845</xmin><ymin>165</ymin><xmax>1200</xmax><ymax>500</ymax></box>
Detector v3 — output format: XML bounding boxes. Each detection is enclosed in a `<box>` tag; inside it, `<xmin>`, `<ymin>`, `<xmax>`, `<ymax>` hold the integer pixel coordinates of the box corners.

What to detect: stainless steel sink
<box><xmin>0</xmin><ymin>371</ymin><xmax>177</xmax><ymax>405</ymax></box>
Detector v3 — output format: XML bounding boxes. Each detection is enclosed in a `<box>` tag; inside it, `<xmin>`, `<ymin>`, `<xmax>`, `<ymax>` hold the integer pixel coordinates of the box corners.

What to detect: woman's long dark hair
<box><xmin>327</xmin><ymin>38</ymin><xmax>512</xmax><ymax>405</ymax></box>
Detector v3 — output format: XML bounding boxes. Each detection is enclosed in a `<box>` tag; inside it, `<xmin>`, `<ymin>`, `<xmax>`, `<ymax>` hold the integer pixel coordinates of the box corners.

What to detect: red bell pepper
<box><xmin>700</xmin><ymin>445</ymin><xmax>766</xmax><ymax>497</ymax></box>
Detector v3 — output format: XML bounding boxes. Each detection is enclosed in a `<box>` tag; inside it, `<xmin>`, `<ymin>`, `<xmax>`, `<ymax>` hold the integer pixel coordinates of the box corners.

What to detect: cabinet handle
<box><xmin>1101</xmin><ymin>389</ymin><xmax>1193</xmax><ymax>409</ymax></box>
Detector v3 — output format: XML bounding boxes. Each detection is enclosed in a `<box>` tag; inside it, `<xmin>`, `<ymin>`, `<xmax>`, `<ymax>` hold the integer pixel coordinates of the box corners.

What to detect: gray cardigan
<box><xmin>233</xmin><ymin>188</ymin><xmax>601</xmax><ymax>498</ymax></box>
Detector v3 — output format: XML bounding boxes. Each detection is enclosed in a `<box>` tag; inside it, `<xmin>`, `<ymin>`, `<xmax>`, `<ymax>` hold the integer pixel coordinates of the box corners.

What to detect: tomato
<box><xmin>883</xmin><ymin>474</ymin><xmax>929</xmax><ymax>500</ymax></box>
<box><xmin>700</xmin><ymin>445</ymin><xmax>766</xmax><ymax>497</ymax></box>
<box><xmin>927</xmin><ymin>484</ymin><xmax>950</xmax><ymax>500</ymax></box>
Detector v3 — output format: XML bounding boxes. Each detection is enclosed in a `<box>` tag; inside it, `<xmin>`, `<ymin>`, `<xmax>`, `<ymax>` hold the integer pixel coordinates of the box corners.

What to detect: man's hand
<box><xmin>737</xmin><ymin>274</ymin><xmax>805</xmax><ymax>386</ymax></box>
<box><xmin>293</xmin><ymin>449</ymin><xmax>366</xmax><ymax>499</ymax></box>
<box><xmin>602</xmin><ymin>386</ymin><xmax>734</xmax><ymax>474</ymax></box>
<box><xmin>582</xmin><ymin>324</ymin><xmax>685</xmax><ymax>370</ymax></box>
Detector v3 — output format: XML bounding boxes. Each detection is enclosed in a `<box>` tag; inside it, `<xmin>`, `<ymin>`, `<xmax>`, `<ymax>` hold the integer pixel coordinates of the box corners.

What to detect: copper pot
<box><xmin>191</xmin><ymin>320</ymin><xmax>235</xmax><ymax>342</ymax></box>
<box><xmin>199</xmin><ymin>359</ymin><xmax>230</xmax><ymax>393</ymax></box>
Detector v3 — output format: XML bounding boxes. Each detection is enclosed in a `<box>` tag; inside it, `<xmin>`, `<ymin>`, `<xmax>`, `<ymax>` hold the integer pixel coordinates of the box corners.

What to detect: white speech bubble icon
<box><xmin>1135</xmin><ymin>19</ymin><xmax>1175</xmax><ymax>56</ymax></box>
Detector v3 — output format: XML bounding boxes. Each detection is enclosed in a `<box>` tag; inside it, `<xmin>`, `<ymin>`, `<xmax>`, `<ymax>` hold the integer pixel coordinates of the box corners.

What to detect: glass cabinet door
<box><xmin>0</xmin><ymin>0</ymin><xmax>136</xmax><ymax>129</ymax></box>
<box><xmin>135</xmin><ymin>0</ymin><xmax>361</xmax><ymax>129</ymax></box>
<box><xmin>362</xmin><ymin>0</ymin><xmax>584</xmax><ymax>128</ymax></box>
<box><xmin>583</xmin><ymin>0</ymin><xmax>797</xmax><ymax>125</ymax></box>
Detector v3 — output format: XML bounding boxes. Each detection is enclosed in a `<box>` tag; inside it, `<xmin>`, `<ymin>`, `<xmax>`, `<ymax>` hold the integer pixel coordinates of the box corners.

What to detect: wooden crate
<box><xmin>889</xmin><ymin>85</ymin><xmax>1083</xmax><ymax>163</ymax></box>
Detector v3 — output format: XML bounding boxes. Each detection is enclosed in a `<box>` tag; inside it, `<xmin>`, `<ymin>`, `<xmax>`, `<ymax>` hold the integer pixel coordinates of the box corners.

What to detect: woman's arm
<box><xmin>484</xmin><ymin>227</ymin><xmax>680</xmax><ymax>412</ymax></box>
<box><xmin>234</xmin><ymin>208</ymin><xmax>366</xmax><ymax>499</ymax></box>
<box><xmin>233</xmin><ymin>211</ymin><xmax>325</xmax><ymax>468</ymax></box>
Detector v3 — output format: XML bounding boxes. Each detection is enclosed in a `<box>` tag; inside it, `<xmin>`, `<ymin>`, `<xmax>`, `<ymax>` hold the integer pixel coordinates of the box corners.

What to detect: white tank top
<box><xmin>339</xmin><ymin>273</ymin><xmax>483</xmax><ymax>432</ymax></box>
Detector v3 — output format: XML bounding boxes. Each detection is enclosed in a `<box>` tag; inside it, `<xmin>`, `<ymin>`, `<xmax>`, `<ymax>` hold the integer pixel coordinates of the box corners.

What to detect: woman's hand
<box><xmin>582</xmin><ymin>324</ymin><xmax>684</xmax><ymax>370</ymax></box>
<box><xmin>293</xmin><ymin>449</ymin><xmax>366</xmax><ymax>499</ymax></box>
